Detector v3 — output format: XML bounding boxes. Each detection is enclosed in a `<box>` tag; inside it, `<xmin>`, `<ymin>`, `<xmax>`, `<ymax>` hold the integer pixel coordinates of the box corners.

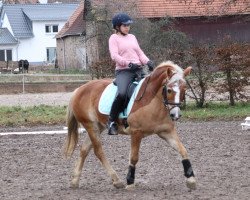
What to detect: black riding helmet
<box><xmin>112</xmin><ymin>13</ymin><xmax>133</xmax><ymax>29</ymax></box>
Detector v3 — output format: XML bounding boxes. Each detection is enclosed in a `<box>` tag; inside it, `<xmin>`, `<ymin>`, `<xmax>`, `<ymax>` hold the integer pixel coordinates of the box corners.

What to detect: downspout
<box><xmin>16</xmin><ymin>38</ymin><xmax>20</xmax><ymax>61</ymax></box>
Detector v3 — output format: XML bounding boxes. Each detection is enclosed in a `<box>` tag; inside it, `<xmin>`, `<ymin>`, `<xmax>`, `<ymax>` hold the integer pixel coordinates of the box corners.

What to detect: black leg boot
<box><xmin>107</xmin><ymin>96</ymin><xmax>124</xmax><ymax>135</ymax></box>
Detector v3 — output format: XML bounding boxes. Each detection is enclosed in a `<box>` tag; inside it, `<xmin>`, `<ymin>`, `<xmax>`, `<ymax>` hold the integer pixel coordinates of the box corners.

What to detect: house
<box><xmin>55</xmin><ymin>1</ymin><xmax>86</xmax><ymax>70</ymax></box>
<box><xmin>55</xmin><ymin>0</ymin><xmax>250</xmax><ymax>69</ymax></box>
<box><xmin>0</xmin><ymin>3</ymin><xmax>79</xmax><ymax>65</ymax></box>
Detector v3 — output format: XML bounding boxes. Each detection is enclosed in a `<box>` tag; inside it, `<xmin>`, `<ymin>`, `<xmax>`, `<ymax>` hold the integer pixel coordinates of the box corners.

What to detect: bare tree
<box><xmin>216</xmin><ymin>36</ymin><xmax>250</xmax><ymax>105</ymax></box>
<box><xmin>187</xmin><ymin>43</ymin><xmax>216</xmax><ymax>107</ymax></box>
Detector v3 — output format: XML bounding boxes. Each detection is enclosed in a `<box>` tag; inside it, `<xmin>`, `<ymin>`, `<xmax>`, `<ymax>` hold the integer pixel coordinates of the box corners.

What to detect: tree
<box><xmin>187</xmin><ymin>43</ymin><xmax>216</xmax><ymax>107</ymax></box>
<box><xmin>216</xmin><ymin>36</ymin><xmax>250</xmax><ymax>106</ymax></box>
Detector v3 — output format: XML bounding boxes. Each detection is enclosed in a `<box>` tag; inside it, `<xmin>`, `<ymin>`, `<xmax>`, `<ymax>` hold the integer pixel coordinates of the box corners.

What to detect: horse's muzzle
<box><xmin>170</xmin><ymin>106</ymin><xmax>181</xmax><ymax>121</ymax></box>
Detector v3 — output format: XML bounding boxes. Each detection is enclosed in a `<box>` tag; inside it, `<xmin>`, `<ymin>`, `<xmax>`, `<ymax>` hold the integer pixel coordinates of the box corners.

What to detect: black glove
<box><xmin>128</xmin><ymin>63</ymin><xmax>140</xmax><ymax>71</ymax></box>
<box><xmin>147</xmin><ymin>60</ymin><xmax>155</xmax><ymax>71</ymax></box>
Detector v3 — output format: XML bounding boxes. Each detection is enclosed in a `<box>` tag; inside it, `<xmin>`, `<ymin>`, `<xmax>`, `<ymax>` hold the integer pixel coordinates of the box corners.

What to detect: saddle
<box><xmin>98</xmin><ymin>78</ymin><xmax>145</xmax><ymax>119</ymax></box>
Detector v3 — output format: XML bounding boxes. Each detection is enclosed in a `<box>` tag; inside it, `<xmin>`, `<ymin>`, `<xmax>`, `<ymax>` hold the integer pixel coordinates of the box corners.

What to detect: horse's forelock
<box><xmin>153</xmin><ymin>61</ymin><xmax>186</xmax><ymax>85</ymax></box>
<box><xmin>156</xmin><ymin>61</ymin><xmax>184</xmax><ymax>75</ymax></box>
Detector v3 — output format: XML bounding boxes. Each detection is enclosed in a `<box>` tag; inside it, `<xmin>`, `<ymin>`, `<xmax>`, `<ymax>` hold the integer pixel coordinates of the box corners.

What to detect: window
<box><xmin>46</xmin><ymin>47</ymin><xmax>56</xmax><ymax>63</ymax></box>
<box><xmin>52</xmin><ymin>25</ymin><xmax>58</xmax><ymax>32</ymax></box>
<box><xmin>45</xmin><ymin>25</ymin><xmax>59</xmax><ymax>33</ymax></box>
<box><xmin>6</xmin><ymin>50</ymin><xmax>12</xmax><ymax>61</ymax></box>
<box><xmin>0</xmin><ymin>50</ymin><xmax>4</xmax><ymax>61</ymax></box>
<box><xmin>0</xmin><ymin>49</ymin><xmax>12</xmax><ymax>61</ymax></box>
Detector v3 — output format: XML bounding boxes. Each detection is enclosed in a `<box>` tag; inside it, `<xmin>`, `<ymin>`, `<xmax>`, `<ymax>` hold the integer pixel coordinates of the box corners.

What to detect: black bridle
<box><xmin>135</xmin><ymin>74</ymin><xmax>183</xmax><ymax>109</ymax></box>
<box><xmin>162</xmin><ymin>84</ymin><xmax>182</xmax><ymax>108</ymax></box>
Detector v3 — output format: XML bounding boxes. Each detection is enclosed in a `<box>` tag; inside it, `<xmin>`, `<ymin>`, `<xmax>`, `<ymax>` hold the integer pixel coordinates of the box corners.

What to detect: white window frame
<box><xmin>0</xmin><ymin>49</ymin><xmax>12</xmax><ymax>61</ymax></box>
<box><xmin>45</xmin><ymin>24</ymin><xmax>59</xmax><ymax>34</ymax></box>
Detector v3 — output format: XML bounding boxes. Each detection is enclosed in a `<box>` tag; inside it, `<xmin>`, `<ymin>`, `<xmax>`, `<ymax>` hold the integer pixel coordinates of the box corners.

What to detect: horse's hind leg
<box><xmin>71</xmin><ymin>135</ymin><xmax>92</xmax><ymax>188</ymax></box>
<box><xmin>86</xmin><ymin>123</ymin><xmax>124</xmax><ymax>189</ymax></box>
<box><xmin>158</xmin><ymin>131</ymin><xmax>196</xmax><ymax>190</ymax></box>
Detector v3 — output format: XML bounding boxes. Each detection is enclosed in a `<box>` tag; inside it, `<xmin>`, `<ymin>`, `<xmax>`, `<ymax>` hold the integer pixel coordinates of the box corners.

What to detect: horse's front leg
<box><xmin>126</xmin><ymin>131</ymin><xmax>143</xmax><ymax>189</ymax></box>
<box><xmin>158</xmin><ymin>130</ymin><xmax>196</xmax><ymax>190</ymax></box>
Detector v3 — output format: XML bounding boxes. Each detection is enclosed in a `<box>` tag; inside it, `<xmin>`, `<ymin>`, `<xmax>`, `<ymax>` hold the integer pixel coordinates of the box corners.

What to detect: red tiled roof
<box><xmin>4</xmin><ymin>0</ymin><xmax>39</xmax><ymax>3</ymax></box>
<box><xmin>56</xmin><ymin>1</ymin><xmax>85</xmax><ymax>38</ymax></box>
<box><xmin>138</xmin><ymin>0</ymin><xmax>250</xmax><ymax>18</ymax></box>
<box><xmin>91</xmin><ymin>0</ymin><xmax>250</xmax><ymax>18</ymax></box>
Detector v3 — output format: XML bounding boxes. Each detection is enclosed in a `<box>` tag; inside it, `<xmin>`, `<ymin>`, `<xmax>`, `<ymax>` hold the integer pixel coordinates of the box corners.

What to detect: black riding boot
<box><xmin>107</xmin><ymin>96</ymin><xmax>124</xmax><ymax>135</ymax></box>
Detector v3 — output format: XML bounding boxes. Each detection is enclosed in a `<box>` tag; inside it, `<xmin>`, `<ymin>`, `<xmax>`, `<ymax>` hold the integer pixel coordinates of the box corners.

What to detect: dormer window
<box><xmin>45</xmin><ymin>25</ymin><xmax>58</xmax><ymax>33</ymax></box>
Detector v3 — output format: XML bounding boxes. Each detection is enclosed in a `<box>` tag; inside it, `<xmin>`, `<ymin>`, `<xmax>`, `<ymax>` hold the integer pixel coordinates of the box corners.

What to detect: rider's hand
<box><xmin>128</xmin><ymin>63</ymin><xmax>140</xmax><ymax>71</ymax></box>
<box><xmin>147</xmin><ymin>60</ymin><xmax>155</xmax><ymax>71</ymax></box>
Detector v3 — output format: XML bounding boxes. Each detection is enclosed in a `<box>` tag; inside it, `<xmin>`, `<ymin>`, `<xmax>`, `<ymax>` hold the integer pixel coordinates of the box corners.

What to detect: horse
<box><xmin>63</xmin><ymin>61</ymin><xmax>196</xmax><ymax>190</ymax></box>
<box><xmin>18</xmin><ymin>59</ymin><xmax>29</xmax><ymax>73</ymax></box>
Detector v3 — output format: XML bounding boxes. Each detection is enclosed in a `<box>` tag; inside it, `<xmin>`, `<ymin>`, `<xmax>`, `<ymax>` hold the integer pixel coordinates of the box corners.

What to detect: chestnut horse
<box><xmin>63</xmin><ymin>61</ymin><xmax>196</xmax><ymax>190</ymax></box>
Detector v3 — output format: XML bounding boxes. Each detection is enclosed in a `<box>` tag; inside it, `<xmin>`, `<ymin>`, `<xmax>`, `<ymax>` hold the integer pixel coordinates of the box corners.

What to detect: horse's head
<box><xmin>153</xmin><ymin>61</ymin><xmax>192</xmax><ymax>121</ymax></box>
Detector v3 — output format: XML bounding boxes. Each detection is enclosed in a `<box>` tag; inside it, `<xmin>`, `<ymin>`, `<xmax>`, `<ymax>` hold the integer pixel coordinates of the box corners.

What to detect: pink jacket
<box><xmin>109</xmin><ymin>33</ymin><xmax>149</xmax><ymax>70</ymax></box>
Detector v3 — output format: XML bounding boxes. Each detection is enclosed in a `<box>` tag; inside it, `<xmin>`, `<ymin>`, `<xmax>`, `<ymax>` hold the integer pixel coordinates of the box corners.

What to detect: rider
<box><xmin>107</xmin><ymin>13</ymin><xmax>155</xmax><ymax>135</ymax></box>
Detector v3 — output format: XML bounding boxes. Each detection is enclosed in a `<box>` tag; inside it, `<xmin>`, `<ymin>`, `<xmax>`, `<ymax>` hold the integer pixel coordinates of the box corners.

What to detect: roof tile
<box><xmin>56</xmin><ymin>1</ymin><xmax>85</xmax><ymax>38</ymax></box>
<box><xmin>91</xmin><ymin>0</ymin><xmax>249</xmax><ymax>18</ymax></box>
<box><xmin>0</xmin><ymin>28</ymin><xmax>18</xmax><ymax>44</ymax></box>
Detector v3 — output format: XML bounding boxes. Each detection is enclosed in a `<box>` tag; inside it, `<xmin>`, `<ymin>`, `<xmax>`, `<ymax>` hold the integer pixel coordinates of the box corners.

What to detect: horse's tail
<box><xmin>63</xmin><ymin>96</ymin><xmax>79</xmax><ymax>159</ymax></box>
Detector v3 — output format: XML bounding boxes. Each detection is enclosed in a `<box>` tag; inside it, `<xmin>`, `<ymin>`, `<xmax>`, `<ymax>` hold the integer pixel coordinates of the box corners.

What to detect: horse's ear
<box><xmin>184</xmin><ymin>66</ymin><xmax>192</xmax><ymax>77</ymax></box>
<box><xmin>167</xmin><ymin>67</ymin><xmax>174</xmax><ymax>78</ymax></box>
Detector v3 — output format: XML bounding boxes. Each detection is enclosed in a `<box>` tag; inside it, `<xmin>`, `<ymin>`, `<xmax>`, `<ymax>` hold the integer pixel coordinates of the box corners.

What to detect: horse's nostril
<box><xmin>170</xmin><ymin>113</ymin><xmax>175</xmax><ymax>118</ymax></box>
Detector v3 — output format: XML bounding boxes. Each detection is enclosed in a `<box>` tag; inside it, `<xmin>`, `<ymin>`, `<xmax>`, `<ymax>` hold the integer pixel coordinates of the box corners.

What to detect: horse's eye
<box><xmin>167</xmin><ymin>89</ymin><xmax>172</xmax><ymax>94</ymax></box>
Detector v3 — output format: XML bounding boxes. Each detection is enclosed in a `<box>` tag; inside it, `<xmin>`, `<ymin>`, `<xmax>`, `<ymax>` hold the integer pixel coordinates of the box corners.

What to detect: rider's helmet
<box><xmin>112</xmin><ymin>13</ymin><xmax>133</xmax><ymax>29</ymax></box>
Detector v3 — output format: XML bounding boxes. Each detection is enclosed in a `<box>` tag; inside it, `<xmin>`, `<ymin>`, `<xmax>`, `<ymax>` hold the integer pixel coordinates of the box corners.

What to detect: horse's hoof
<box><xmin>186</xmin><ymin>177</ymin><xmax>196</xmax><ymax>190</ymax></box>
<box><xmin>70</xmin><ymin>182</ymin><xmax>79</xmax><ymax>189</ymax></box>
<box><xmin>113</xmin><ymin>181</ymin><xmax>125</xmax><ymax>189</ymax></box>
<box><xmin>126</xmin><ymin>183</ymin><xmax>135</xmax><ymax>190</ymax></box>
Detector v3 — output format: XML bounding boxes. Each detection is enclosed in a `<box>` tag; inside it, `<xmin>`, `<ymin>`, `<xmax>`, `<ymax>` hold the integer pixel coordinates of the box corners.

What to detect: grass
<box><xmin>0</xmin><ymin>105</ymin><xmax>66</xmax><ymax>127</ymax></box>
<box><xmin>182</xmin><ymin>102</ymin><xmax>250</xmax><ymax>121</ymax></box>
<box><xmin>0</xmin><ymin>102</ymin><xmax>249</xmax><ymax>127</ymax></box>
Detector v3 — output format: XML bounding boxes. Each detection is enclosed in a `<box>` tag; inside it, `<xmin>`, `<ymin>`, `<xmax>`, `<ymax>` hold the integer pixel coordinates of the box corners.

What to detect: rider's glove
<box><xmin>128</xmin><ymin>63</ymin><xmax>140</xmax><ymax>71</ymax></box>
<box><xmin>147</xmin><ymin>60</ymin><xmax>155</xmax><ymax>71</ymax></box>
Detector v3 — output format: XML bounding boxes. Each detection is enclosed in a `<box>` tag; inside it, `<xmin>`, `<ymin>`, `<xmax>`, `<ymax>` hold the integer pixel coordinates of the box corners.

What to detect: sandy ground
<box><xmin>0</xmin><ymin>93</ymin><xmax>249</xmax><ymax>200</ymax></box>
<box><xmin>0</xmin><ymin>120</ymin><xmax>249</xmax><ymax>200</ymax></box>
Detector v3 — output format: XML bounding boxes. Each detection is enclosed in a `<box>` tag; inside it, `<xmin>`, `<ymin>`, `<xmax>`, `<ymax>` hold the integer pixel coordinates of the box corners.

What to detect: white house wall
<box><xmin>2</xmin><ymin>13</ymin><xmax>13</xmax><ymax>35</ymax></box>
<box><xmin>13</xmin><ymin>20</ymin><xmax>66</xmax><ymax>64</ymax></box>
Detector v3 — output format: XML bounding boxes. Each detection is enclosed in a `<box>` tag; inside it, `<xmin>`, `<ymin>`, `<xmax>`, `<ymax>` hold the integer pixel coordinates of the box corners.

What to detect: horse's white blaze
<box><xmin>173</xmin><ymin>83</ymin><xmax>180</xmax><ymax>104</ymax></box>
<box><xmin>170</xmin><ymin>106</ymin><xmax>181</xmax><ymax>119</ymax></box>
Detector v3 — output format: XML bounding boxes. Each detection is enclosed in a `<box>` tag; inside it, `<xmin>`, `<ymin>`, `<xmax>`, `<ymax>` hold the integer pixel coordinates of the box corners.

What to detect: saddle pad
<box><xmin>98</xmin><ymin>78</ymin><xmax>145</xmax><ymax>118</ymax></box>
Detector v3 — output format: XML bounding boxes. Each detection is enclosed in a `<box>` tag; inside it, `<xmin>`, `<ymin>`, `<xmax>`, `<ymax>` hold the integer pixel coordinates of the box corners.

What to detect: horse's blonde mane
<box><xmin>156</xmin><ymin>61</ymin><xmax>185</xmax><ymax>84</ymax></box>
<box><xmin>156</xmin><ymin>61</ymin><xmax>184</xmax><ymax>75</ymax></box>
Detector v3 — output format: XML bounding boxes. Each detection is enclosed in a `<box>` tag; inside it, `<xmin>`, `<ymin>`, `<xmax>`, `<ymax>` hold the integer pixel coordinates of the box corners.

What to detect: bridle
<box><xmin>136</xmin><ymin>72</ymin><xmax>184</xmax><ymax>110</ymax></box>
<box><xmin>162</xmin><ymin>84</ymin><xmax>182</xmax><ymax>108</ymax></box>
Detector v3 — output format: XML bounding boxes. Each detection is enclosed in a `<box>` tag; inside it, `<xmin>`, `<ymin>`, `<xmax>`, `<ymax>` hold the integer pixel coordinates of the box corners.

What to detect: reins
<box><xmin>135</xmin><ymin>74</ymin><xmax>151</xmax><ymax>101</ymax></box>
<box><xmin>135</xmin><ymin>72</ymin><xmax>182</xmax><ymax>108</ymax></box>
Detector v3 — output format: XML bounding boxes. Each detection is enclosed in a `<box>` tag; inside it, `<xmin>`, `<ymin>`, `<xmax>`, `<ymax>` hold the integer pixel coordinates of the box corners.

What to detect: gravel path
<box><xmin>0</xmin><ymin>92</ymin><xmax>73</xmax><ymax>107</ymax></box>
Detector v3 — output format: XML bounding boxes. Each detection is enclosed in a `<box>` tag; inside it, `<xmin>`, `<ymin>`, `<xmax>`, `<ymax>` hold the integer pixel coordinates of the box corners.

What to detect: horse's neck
<box><xmin>147</xmin><ymin>68</ymin><xmax>169</xmax><ymax>95</ymax></box>
<box><xmin>134</xmin><ymin>69</ymin><xmax>169</xmax><ymax>106</ymax></box>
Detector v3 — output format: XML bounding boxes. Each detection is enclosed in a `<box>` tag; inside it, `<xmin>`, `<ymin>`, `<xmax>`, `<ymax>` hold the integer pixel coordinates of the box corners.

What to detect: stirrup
<box><xmin>107</xmin><ymin>121</ymin><xmax>118</xmax><ymax>135</ymax></box>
